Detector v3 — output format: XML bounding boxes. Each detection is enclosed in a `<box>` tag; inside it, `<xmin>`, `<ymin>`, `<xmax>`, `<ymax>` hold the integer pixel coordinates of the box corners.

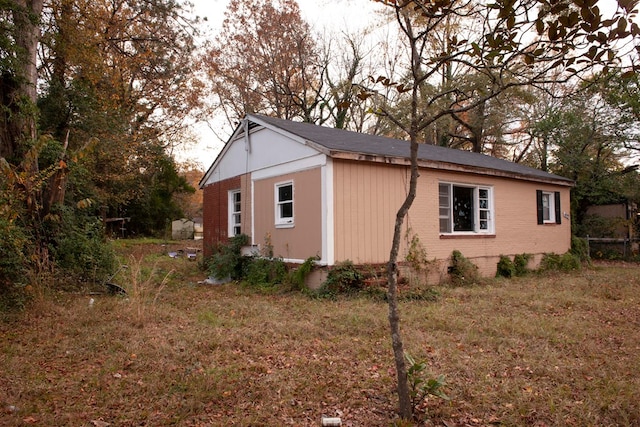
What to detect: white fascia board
<box><xmin>322</xmin><ymin>157</ymin><xmax>335</xmax><ymax>265</ymax></box>
<box><xmin>199</xmin><ymin>121</ymin><xmax>248</xmax><ymax>187</ymax></box>
<box><xmin>246</xmin><ymin>114</ymin><xmax>312</xmax><ymax>144</ymax></box>
<box><xmin>203</xmin><ymin>119</ymin><xmax>324</xmax><ymax>186</ymax></box>
<box><xmin>200</xmin><ymin>115</ymin><xmax>331</xmax><ymax>188</ymax></box>
<box><xmin>251</xmin><ymin>153</ymin><xmax>327</xmax><ymax>181</ymax></box>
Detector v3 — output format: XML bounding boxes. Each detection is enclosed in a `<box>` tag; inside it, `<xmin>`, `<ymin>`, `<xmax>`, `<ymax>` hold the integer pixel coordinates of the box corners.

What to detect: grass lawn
<box><xmin>1</xmin><ymin>240</ymin><xmax>639</xmax><ymax>426</ymax></box>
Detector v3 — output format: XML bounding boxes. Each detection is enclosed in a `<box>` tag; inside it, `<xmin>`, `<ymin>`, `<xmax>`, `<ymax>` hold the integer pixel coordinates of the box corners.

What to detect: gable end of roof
<box><xmin>202</xmin><ymin>114</ymin><xmax>574</xmax><ymax>188</ymax></box>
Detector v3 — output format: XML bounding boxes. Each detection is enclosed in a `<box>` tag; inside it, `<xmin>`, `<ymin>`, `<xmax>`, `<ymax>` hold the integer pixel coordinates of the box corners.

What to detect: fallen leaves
<box><xmin>2</xmin><ymin>246</ymin><xmax>640</xmax><ymax>426</ymax></box>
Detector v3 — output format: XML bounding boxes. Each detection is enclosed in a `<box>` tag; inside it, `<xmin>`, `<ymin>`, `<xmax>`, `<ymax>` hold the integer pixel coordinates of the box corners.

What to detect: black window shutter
<box><xmin>554</xmin><ymin>191</ymin><xmax>561</xmax><ymax>224</ymax></box>
<box><xmin>536</xmin><ymin>190</ymin><xmax>543</xmax><ymax>224</ymax></box>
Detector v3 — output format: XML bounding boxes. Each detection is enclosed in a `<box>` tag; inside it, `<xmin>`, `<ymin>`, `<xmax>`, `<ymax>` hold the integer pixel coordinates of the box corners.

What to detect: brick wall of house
<box><xmin>202</xmin><ymin>176</ymin><xmax>241</xmax><ymax>258</ymax></box>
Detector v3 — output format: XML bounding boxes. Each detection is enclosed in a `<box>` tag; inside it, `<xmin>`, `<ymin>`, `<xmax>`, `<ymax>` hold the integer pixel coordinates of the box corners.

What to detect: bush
<box><xmin>513</xmin><ymin>253</ymin><xmax>532</xmax><ymax>276</ymax></box>
<box><xmin>539</xmin><ymin>253</ymin><xmax>560</xmax><ymax>271</ymax></box>
<box><xmin>207</xmin><ymin>234</ymin><xmax>250</xmax><ymax>280</ymax></box>
<box><xmin>559</xmin><ymin>252</ymin><xmax>582</xmax><ymax>270</ymax></box>
<box><xmin>497</xmin><ymin>254</ymin><xmax>533</xmax><ymax>278</ymax></box>
<box><xmin>540</xmin><ymin>252</ymin><xmax>581</xmax><ymax>272</ymax></box>
<box><xmin>571</xmin><ymin>236</ymin><xmax>590</xmax><ymax>263</ymax></box>
<box><xmin>244</xmin><ymin>257</ymin><xmax>287</xmax><ymax>287</ymax></box>
<box><xmin>496</xmin><ymin>255</ymin><xmax>515</xmax><ymax>278</ymax></box>
<box><xmin>321</xmin><ymin>260</ymin><xmax>363</xmax><ymax>295</ymax></box>
<box><xmin>0</xmin><ymin>218</ymin><xmax>30</xmax><ymax>311</ymax></box>
<box><xmin>574</xmin><ymin>214</ymin><xmax>624</xmax><ymax>239</ymax></box>
<box><xmin>0</xmin><ymin>217</ymin><xmax>28</xmax><ymax>288</ymax></box>
<box><xmin>448</xmin><ymin>250</ymin><xmax>479</xmax><ymax>285</ymax></box>
<box><xmin>48</xmin><ymin>206</ymin><xmax>116</xmax><ymax>285</ymax></box>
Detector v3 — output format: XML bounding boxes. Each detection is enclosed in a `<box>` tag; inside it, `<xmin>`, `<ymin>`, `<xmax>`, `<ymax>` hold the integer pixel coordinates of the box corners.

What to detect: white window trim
<box><xmin>541</xmin><ymin>191</ymin><xmax>556</xmax><ymax>223</ymax></box>
<box><xmin>275</xmin><ymin>181</ymin><xmax>294</xmax><ymax>228</ymax></box>
<box><xmin>228</xmin><ymin>189</ymin><xmax>241</xmax><ymax>237</ymax></box>
<box><xmin>439</xmin><ymin>182</ymin><xmax>494</xmax><ymax>235</ymax></box>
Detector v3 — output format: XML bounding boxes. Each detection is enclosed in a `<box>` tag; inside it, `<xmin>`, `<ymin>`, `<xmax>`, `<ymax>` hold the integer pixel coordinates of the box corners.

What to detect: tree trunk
<box><xmin>385</xmin><ymin>5</ymin><xmax>425</xmax><ymax>420</ymax></box>
<box><xmin>386</xmin><ymin>136</ymin><xmax>419</xmax><ymax>419</ymax></box>
<box><xmin>12</xmin><ymin>0</ymin><xmax>44</xmax><ymax>217</ymax></box>
<box><xmin>13</xmin><ymin>0</ymin><xmax>42</xmax><ymax>129</ymax></box>
<box><xmin>1</xmin><ymin>0</ymin><xmax>43</xmax><ymax>162</ymax></box>
<box><xmin>0</xmin><ymin>72</ymin><xmax>22</xmax><ymax>160</ymax></box>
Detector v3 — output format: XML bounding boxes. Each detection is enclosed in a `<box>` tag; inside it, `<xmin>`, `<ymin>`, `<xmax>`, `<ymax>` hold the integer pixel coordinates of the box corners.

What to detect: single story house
<box><xmin>199</xmin><ymin>114</ymin><xmax>573</xmax><ymax>283</ymax></box>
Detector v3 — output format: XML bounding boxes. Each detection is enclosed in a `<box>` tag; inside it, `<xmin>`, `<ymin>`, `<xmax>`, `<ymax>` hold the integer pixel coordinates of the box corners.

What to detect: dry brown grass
<box><xmin>1</xmin><ymin>242</ymin><xmax>639</xmax><ymax>426</ymax></box>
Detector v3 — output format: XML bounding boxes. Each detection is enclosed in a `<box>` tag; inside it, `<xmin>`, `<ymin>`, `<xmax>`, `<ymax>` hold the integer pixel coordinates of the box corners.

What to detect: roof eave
<box><xmin>199</xmin><ymin>120</ymin><xmax>252</xmax><ymax>189</ymax></box>
<box><xmin>329</xmin><ymin>151</ymin><xmax>575</xmax><ymax>187</ymax></box>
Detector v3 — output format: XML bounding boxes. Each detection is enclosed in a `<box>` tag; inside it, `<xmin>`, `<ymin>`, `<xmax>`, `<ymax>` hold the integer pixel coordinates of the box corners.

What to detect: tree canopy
<box><xmin>204</xmin><ymin>0</ymin><xmax>323</xmax><ymax>124</ymax></box>
<box><xmin>1</xmin><ymin>0</ymin><xmax>203</xmax><ymax>290</ymax></box>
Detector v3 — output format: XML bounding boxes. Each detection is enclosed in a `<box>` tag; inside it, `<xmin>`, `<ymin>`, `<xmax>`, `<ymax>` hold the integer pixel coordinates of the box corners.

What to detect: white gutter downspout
<box><xmin>323</xmin><ymin>157</ymin><xmax>335</xmax><ymax>265</ymax></box>
<box><xmin>242</xmin><ymin>118</ymin><xmax>255</xmax><ymax>246</ymax></box>
<box><xmin>243</xmin><ymin>118</ymin><xmax>251</xmax><ymax>153</ymax></box>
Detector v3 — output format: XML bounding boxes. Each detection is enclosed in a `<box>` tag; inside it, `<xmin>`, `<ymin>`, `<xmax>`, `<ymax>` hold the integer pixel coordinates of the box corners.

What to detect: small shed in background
<box><xmin>583</xmin><ymin>201</ymin><xmax>639</xmax><ymax>258</ymax></box>
<box><xmin>172</xmin><ymin>218</ymin><xmax>195</xmax><ymax>240</ymax></box>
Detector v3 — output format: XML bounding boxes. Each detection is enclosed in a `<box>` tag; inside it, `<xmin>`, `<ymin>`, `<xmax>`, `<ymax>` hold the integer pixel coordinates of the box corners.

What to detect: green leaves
<box><xmin>405</xmin><ymin>352</ymin><xmax>450</xmax><ymax>410</ymax></box>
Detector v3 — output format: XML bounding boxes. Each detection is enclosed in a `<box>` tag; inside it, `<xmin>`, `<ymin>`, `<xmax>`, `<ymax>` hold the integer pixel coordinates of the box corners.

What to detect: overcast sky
<box><xmin>191</xmin><ymin>0</ymin><xmax>384</xmax><ymax>33</ymax></box>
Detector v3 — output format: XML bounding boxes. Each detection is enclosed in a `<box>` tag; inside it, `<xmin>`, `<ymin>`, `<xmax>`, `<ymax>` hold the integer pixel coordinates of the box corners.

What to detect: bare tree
<box><xmin>204</xmin><ymin>0</ymin><xmax>324</xmax><ymax>126</ymax></box>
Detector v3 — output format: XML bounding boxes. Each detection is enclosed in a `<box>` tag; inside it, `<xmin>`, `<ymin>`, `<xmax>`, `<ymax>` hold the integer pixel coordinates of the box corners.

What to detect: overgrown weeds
<box><xmin>404</xmin><ymin>230</ymin><xmax>435</xmax><ymax>285</ymax></box>
<box><xmin>320</xmin><ymin>260</ymin><xmax>364</xmax><ymax>296</ymax></box>
<box><xmin>539</xmin><ymin>251</ymin><xmax>581</xmax><ymax>271</ymax></box>
<box><xmin>207</xmin><ymin>234</ymin><xmax>250</xmax><ymax>280</ymax></box>
<box><xmin>206</xmin><ymin>235</ymin><xmax>317</xmax><ymax>292</ymax></box>
<box><xmin>1</xmin><ymin>240</ymin><xmax>639</xmax><ymax>426</ymax></box>
<box><xmin>244</xmin><ymin>257</ymin><xmax>288</xmax><ymax>288</ymax></box>
<box><xmin>122</xmin><ymin>255</ymin><xmax>172</xmax><ymax>327</ymax></box>
<box><xmin>405</xmin><ymin>352</ymin><xmax>449</xmax><ymax>415</ymax></box>
<box><xmin>448</xmin><ymin>250</ymin><xmax>480</xmax><ymax>285</ymax></box>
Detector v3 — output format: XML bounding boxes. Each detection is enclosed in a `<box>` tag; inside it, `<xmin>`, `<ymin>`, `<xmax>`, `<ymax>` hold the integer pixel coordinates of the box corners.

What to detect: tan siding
<box><xmin>253</xmin><ymin>168</ymin><xmax>322</xmax><ymax>260</ymax></box>
<box><xmin>410</xmin><ymin>170</ymin><xmax>571</xmax><ymax>276</ymax></box>
<box><xmin>332</xmin><ymin>160</ymin><xmax>572</xmax><ymax>277</ymax></box>
<box><xmin>333</xmin><ymin>160</ymin><xmax>409</xmax><ymax>264</ymax></box>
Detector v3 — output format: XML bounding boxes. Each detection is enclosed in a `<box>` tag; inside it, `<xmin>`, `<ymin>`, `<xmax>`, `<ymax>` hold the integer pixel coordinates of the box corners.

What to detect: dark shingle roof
<box><xmin>252</xmin><ymin>114</ymin><xmax>572</xmax><ymax>184</ymax></box>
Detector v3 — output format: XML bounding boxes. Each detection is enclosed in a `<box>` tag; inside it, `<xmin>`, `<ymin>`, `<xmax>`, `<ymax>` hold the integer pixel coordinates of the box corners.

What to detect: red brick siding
<box><xmin>202</xmin><ymin>176</ymin><xmax>241</xmax><ymax>257</ymax></box>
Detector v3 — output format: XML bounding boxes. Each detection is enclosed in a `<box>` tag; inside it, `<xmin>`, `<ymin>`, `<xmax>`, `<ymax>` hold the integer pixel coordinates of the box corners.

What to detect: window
<box><xmin>439</xmin><ymin>182</ymin><xmax>493</xmax><ymax>234</ymax></box>
<box><xmin>536</xmin><ymin>190</ymin><xmax>561</xmax><ymax>224</ymax></box>
<box><xmin>228</xmin><ymin>190</ymin><xmax>241</xmax><ymax>236</ymax></box>
<box><xmin>542</xmin><ymin>192</ymin><xmax>553</xmax><ymax>222</ymax></box>
<box><xmin>275</xmin><ymin>181</ymin><xmax>294</xmax><ymax>227</ymax></box>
